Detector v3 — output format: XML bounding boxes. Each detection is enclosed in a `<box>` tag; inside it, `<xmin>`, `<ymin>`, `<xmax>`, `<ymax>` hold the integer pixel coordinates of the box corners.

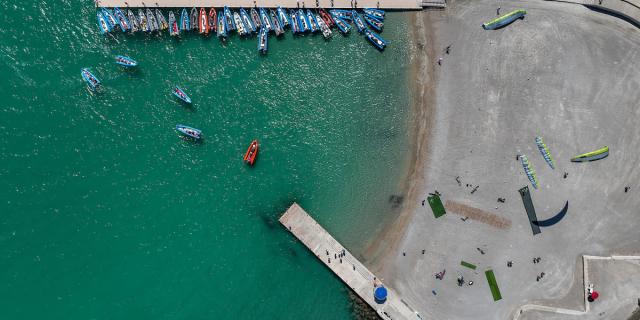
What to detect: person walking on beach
<box><xmin>438</xmin><ymin>58</ymin><xmax>442</xmax><ymax>66</ymax></box>
<box><xmin>446</xmin><ymin>45</ymin><xmax>451</xmax><ymax>54</ymax></box>
<box><xmin>497</xmin><ymin>7</ymin><xmax>501</xmax><ymax>15</ymax></box>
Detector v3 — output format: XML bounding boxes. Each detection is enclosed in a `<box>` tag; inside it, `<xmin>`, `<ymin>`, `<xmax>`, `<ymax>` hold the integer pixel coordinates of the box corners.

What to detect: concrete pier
<box><xmin>95</xmin><ymin>0</ymin><xmax>445</xmax><ymax>9</ymax></box>
<box><xmin>279</xmin><ymin>203</ymin><xmax>420</xmax><ymax>320</ymax></box>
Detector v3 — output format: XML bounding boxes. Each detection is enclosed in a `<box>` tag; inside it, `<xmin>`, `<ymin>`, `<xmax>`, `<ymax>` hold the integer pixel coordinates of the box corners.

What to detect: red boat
<box><xmin>243</xmin><ymin>140</ymin><xmax>259</xmax><ymax>166</ymax></box>
<box><xmin>199</xmin><ymin>8</ymin><xmax>209</xmax><ymax>34</ymax></box>
<box><xmin>319</xmin><ymin>8</ymin><xmax>335</xmax><ymax>28</ymax></box>
<box><xmin>209</xmin><ymin>8</ymin><xmax>217</xmax><ymax>33</ymax></box>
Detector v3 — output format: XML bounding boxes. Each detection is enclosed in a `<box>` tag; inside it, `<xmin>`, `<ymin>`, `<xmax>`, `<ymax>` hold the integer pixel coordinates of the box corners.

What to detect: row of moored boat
<box><xmin>97</xmin><ymin>7</ymin><xmax>388</xmax><ymax>51</ymax></box>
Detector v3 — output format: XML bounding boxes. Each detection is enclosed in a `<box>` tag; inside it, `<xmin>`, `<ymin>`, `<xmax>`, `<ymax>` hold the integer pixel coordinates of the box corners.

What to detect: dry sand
<box><xmin>366</xmin><ymin>0</ymin><xmax>640</xmax><ymax>318</ymax></box>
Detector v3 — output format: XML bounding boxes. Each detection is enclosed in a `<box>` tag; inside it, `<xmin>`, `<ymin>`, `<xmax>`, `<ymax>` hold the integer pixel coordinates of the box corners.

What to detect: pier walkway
<box><xmin>279</xmin><ymin>203</ymin><xmax>420</xmax><ymax>320</ymax></box>
<box><xmin>95</xmin><ymin>0</ymin><xmax>446</xmax><ymax>9</ymax></box>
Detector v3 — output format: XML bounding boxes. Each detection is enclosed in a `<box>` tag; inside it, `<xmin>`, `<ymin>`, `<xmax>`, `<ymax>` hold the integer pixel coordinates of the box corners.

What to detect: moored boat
<box><xmin>332</xmin><ymin>14</ymin><xmax>350</xmax><ymax>34</ymax></box>
<box><xmin>289</xmin><ymin>9</ymin><xmax>299</xmax><ymax>34</ymax></box>
<box><xmin>97</xmin><ymin>12</ymin><xmax>111</xmax><ymax>34</ymax></box>
<box><xmin>199</xmin><ymin>8</ymin><xmax>209</xmax><ymax>34</ymax></box>
<box><xmin>363</xmin><ymin>8</ymin><xmax>385</xmax><ymax>20</ymax></box>
<box><xmin>243</xmin><ymin>140</ymin><xmax>259</xmax><ymax>165</ymax></box>
<box><xmin>190</xmin><ymin>7</ymin><xmax>198</xmax><ymax>30</ymax></box>
<box><xmin>138</xmin><ymin>9</ymin><xmax>149</xmax><ymax>32</ymax></box>
<box><xmin>277</xmin><ymin>6</ymin><xmax>291</xmax><ymax>28</ymax></box>
<box><xmin>257</xmin><ymin>27</ymin><xmax>268</xmax><ymax>54</ymax></box>
<box><xmin>81</xmin><ymin>68</ymin><xmax>101</xmax><ymax>90</ymax></box>
<box><xmin>146</xmin><ymin>8</ymin><xmax>159</xmax><ymax>31</ymax></box>
<box><xmin>318</xmin><ymin>8</ymin><xmax>334</xmax><ymax>27</ymax></box>
<box><xmin>259</xmin><ymin>8</ymin><xmax>272</xmax><ymax>32</ymax></box>
<box><xmin>240</xmin><ymin>8</ymin><xmax>255</xmax><ymax>34</ymax></box>
<box><xmin>173</xmin><ymin>86</ymin><xmax>192</xmax><ymax>104</ymax></box>
<box><xmin>352</xmin><ymin>10</ymin><xmax>366</xmax><ymax>33</ymax></box>
<box><xmin>180</xmin><ymin>8</ymin><xmax>190</xmax><ymax>31</ymax></box>
<box><xmin>306</xmin><ymin>10</ymin><xmax>319</xmax><ymax>33</ymax></box>
<box><xmin>156</xmin><ymin>9</ymin><xmax>169</xmax><ymax>30</ymax></box>
<box><xmin>217</xmin><ymin>11</ymin><xmax>227</xmax><ymax>38</ymax></box>
<box><xmin>209</xmin><ymin>8</ymin><xmax>217</xmax><ymax>33</ymax></box>
<box><xmin>363</xmin><ymin>14</ymin><xmax>383</xmax><ymax>32</ymax></box>
<box><xmin>297</xmin><ymin>9</ymin><xmax>309</xmax><ymax>32</ymax></box>
<box><xmin>330</xmin><ymin>9</ymin><xmax>352</xmax><ymax>21</ymax></box>
<box><xmin>168</xmin><ymin>11</ymin><xmax>179</xmax><ymax>36</ymax></box>
<box><xmin>224</xmin><ymin>6</ymin><xmax>235</xmax><ymax>31</ymax></box>
<box><xmin>270</xmin><ymin>9</ymin><xmax>284</xmax><ymax>36</ymax></box>
<box><xmin>101</xmin><ymin>8</ymin><xmax>117</xmax><ymax>29</ymax></box>
<box><xmin>250</xmin><ymin>8</ymin><xmax>262</xmax><ymax>29</ymax></box>
<box><xmin>364</xmin><ymin>28</ymin><xmax>386</xmax><ymax>50</ymax></box>
<box><xmin>113</xmin><ymin>7</ymin><xmax>130</xmax><ymax>32</ymax></box>
<box><xmin>115</xmin><ymin>55</ymin><xmax>137</xmax><ymax>67</ymax></box>
<box><xmin>127</xmin><ymin>9</ymin><xmax>140</xmax><ymax>32</ymax></box>
<box><xmin>316</xmin><ymin>13</ymin><xmax>332</xmax><ymax>39</ymax></box>
<box><xmin>234</xmin><ymin>12</ymin><xmax>247</xmax><ymax>36</ymax></box>
<box><xmin>175</xmin><ymin>125</ymin><xmax>202</xmax><ymax>140</ymax></box>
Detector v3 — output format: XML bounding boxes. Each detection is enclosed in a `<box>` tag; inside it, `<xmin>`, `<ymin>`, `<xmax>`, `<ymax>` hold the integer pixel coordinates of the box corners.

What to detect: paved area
<box><xmin>279</xmin><ymin>204</ymin><xmax>421</xmax><ymax>320</ymax></box>
<box><xmin>95</xmin><ymin>0</ymin><xmax>427</xmax><ymax>9</ymax></box>
<box><xmin>382</xmin><ymin>0</ymin><xmax>640</xmax><ymax>319</ymax></box>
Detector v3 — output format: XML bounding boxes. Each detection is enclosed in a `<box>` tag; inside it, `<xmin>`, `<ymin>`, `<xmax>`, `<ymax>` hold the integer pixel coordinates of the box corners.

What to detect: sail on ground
<box><xmin>520</xmin><ymin>155</ymin><xmax>538</xmax><ymax>189</ymax></box>
<box><xmin>535</xmin><ymin>137</ymin><xmax>555</xmax><ymax>169</ymax></box>
<box><xmin>482</xmin><ymin>9</ymin><xmax>526</xmax><ymax>30</ymax></box>
<box><xmin>571</xmin><ymin>146</ymin><xmax>609</xmax><ymax>162</ymax></box>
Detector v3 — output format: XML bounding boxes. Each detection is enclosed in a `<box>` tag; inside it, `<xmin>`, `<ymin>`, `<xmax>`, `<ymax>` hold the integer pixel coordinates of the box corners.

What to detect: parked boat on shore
<box><xmin>175</xmin><ymin>125</ymin><xmax>202</xmax><ymax>140</ymax></box>
<box><xmin>270</xmin><ymin>9</ymin><xmax>284</xmax><ymax>36</ymax></box>
<box><xmin>250</xmin><ymin>8</ymin><xmax>262</xmax><ymax>29</ymax></box>
<box><xmin>364</xmin><ymin>28</ymin><xmax>386</xmax><ymax>50</ymax></box>
<box><xmin>138</xmin><ymin>9</ymin><xmax>148</xmax><ymax>32</ymax></box>
<box><xmin>180</xmin><ymin>8</ymin><xmax>189</xmax><ymax>31</ymax></box>
<box><xmin>240</xmin><ymin>8</ymin><xmax>256</xmax><ymax>34</ymax></box>
<box><xmin>146</xmin><ymin>8</ymin><xmax>159</xmax><ymax>31</ymax></box>
<box><xmin>115</xmin><ymin>55</ymin><xmax>137</xmax><ymax>67</ymax></box>
<box><xmin>156</xmin><ymin>9</ymin><xmax>168</xmax><ymax>30</ymax></box>
<box><xmin>173</xmin><ymin>86</ymin><xmax>192</xmax><ymax>104</ymax></box>
<box><xmin>168</xmin><ymin>11</ymin><xmax>179</xmax><ymax>36</ymax></box>
<box><xmin>258</xmin><ymin>27</ymin><xmax>268</xmax><ymax>54</ymax></box>
<box><xmin>352</xmin><ymin>10</ymin><xmax>366</xmax><ymax>33</ymax></box>
<box><xmin>243</xmin><ymin>140</ymin><xmax>259</xmax><ymax>165</ymax></box>
<box><xmin>199</xmin><ymin>8</ymin><xmax>209</xmax><ymax>34</ymax></box>
<box><xmin>127</xmin><ymin>9</ymin><xmax>140</xmax><ymax>32</ymax></box>
<box><xmin>113</xmin><ymin>7</ymin><xmax>130</xmax><ymax>32</ymax></box>
<box><xmin>190</xmin><ymin>7</ymin><xmax>198</xmax><ymax>30</ymax></box>
<box><xmin>316</xmin><ymin>13</ymin><xmax>332</xmax><ymax>39</ymax></box>
<box><xmin>81</xmin><ymin>68</ymin><xmax>101</xmax><ymax>91</ymax></box>
<box><xmin>260</xmin><ymin>8</ymin><xmax>272</xmax><ymax>32</ymax></box>
<box><xmin>97</xmin><ymin>12</ymin><xmax>111</xmax><ymax>34</ymax></box>
<box><xmin>364</xmin><ymin>14</ymin><xmax>383</xmax><ymax>31</ymax></box>
<box><xmin>209</xmin><ymin>8</ymin><xmax>217</xmax><ymax>33</ymax></box>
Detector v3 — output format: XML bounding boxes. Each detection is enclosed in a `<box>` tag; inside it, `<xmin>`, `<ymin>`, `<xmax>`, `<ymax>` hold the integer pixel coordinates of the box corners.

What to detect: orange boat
<box><xmin>209</xmin><ymin>8</ymin><xmax>217</xmax><ymax>33</ymax></box>
<box><xmin>199</xmin><ymin>8</ymin><xmax>209</xmax><ymax>34</ymax></box>
<box><xmin>243</xmin><ymin>140</ymin><xmax>259</xmax><ymax>166</ymax></box>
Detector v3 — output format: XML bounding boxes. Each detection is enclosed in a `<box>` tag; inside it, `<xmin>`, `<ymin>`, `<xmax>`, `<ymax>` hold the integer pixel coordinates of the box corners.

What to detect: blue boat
<box><xmin>81</xmin><ymin>68</ymin><xmax>101</xmax><ymax>90</ymax></box>
<box><xmin>217</xmin><ymin>11</ymin><xmax>227</xmax><ymax>38</ymax></box>
<box><xmin>240</xmin><ymin>8</ymin><xmax>256</xmax><ymax>33</ymax></box>
<box><xmin>97</xmin><ymin>12</ymin><xmax>111</xmax><ymax>34</ymax></box>
<box><xmin>364</xmin><ymin>28</ymin><xmax>386</xmax><ymax>50</ymax></box>
<box><xmin>113</xmin><ymin>7</ymin><xmax>130</xmax><ymax>32</ymax></box>
<box><xmin>115</xmin><ymin>55</ymin><xmax>137</xmax><ymax>67</ymax></box>
<box><xmin>363</xmin><ymin>14</ymin><xmax>383</xmax><ymax>32</ymax></box>
<box><xmin>259</xmin><ymin>8</ymin><xmax>272</xmax><ymax>31</ymax></box>
<box><xmin>270</xmin><ymin>9</ymin><xmax>284</xmax><ymax>36</ymax></box>
<box><xmin>352</xmin><ymin>10</ymin><xmax>366</xmax><ymax>33</ymax></box>
<box><xmin>330</xmin><ymin>9</ymin><xmax>352</xmax><ymax>21</ymax></box>
<box><xmin>101</xmin><ymin>8</ymin><xmax>117</xmax><ymax>29</ymax></box>
<box><xmin>258</xmin><ymin>27</ymin><xmax>268</xmax><ymax>54</ymax></box>
<box><xmin>306</xmin><ymin>10</ymin><xmax>319</xmax><ymax>33</ymax></box>
<box><xmin>363</xmin><ymin>8</ymin><xmax>385</xmax><ymax>20</ymax></box>
<box><xmin>180</xmin><ymin>8</ymin><xmax>190</xmax><ymax>31</ymax></box>
<box><xmin>277</xmin><ymin>7</ymin><xmax>292</xmax><ymax>28</ymax></box>
<box><xmin>127</xmin><ymin>9</ymin><xmax>140</xmax><ymax>32</ymax></box>
<box><xmin>297</xmin><ymin>9</ymin><xmax>309</xmax><ymax>32</ymax></box>
<box><xmin>289</xmin><ymin>9</ymin><xmax>299</xmax><ymax>33</ymax></box>
<box><xmin>173</xmin><ymin>86</ymin><xmax>192</xmax><ymax>104</ymax></box>
<box><xmin>332</xmin><ymin>13</ymin><xmax>350</xmax><ymax>34</ymax></box>
<box><xmin>224</xmin><ymin>6</ymin><xmax>235</xmax><ymax>31</ymax></box>
<box><xmin>175</xmin><ymin>125</ymin><xmax>202</xmax><ymax>140</ymax></box>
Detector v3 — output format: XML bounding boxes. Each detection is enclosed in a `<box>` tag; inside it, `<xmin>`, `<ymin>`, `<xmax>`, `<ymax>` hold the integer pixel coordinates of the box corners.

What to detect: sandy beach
<box><xmin>366</xmin><ymin>0</ymin><xmax>640</xmax><ymax>318</ymax></box>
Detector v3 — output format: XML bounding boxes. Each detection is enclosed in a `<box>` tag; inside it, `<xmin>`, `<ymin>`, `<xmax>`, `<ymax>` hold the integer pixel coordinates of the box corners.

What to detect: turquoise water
<box><xmin>0</xmin><ymin>2</ymin><xmax>412</xmax><ymax>319</ymax></box>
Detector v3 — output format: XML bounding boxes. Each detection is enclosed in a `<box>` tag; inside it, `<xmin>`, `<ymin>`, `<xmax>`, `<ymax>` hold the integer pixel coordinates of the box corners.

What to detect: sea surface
<box><xmin>0</xmin><ymin>1</ymin><xmax>412</xmax><ymax>319</ymax></box>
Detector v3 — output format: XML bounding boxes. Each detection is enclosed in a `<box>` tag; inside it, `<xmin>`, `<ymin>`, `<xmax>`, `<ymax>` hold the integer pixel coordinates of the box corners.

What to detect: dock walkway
<box><xmin>96</xmin><ymin>0</ymin><xmax>446</xmax><ymax>9</ymax></box>
<box><xmin>279</xmin><ymin>203</ymin><xmax>420</xmax><ymax>320</ymax></box>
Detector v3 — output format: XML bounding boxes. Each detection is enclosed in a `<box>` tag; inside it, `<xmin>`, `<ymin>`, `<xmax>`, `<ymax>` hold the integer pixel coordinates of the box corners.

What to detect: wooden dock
<box><xmin>95</xmin><ymin>0</ymin><xmax>446</xmax><ymax>9</ymax></box>
<box><xmin>279</xmin><ymin>203</ymin><xmax>421</xmax><ymax>320</ymax></box>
